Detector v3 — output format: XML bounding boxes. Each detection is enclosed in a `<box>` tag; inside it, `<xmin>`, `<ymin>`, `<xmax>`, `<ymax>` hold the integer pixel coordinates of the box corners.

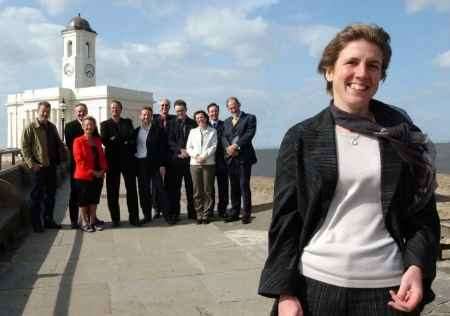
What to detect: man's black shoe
<box><xmin>95</xmin><ymin>218</ymin><xmax>105</xmax><ymax>225</ymax></box>
<box><xmin>71</xmin><ymin>223</ymin><xmax>80</xmax><ymax>229</ymax></box>
<box><xmin>241</xmin><ymin>217</ymin><xmax>251</xmax><ymax>224</ymax></box>
<box><xmin>224</xmin><ymin>216</ymin><xmax>239</xmax><ymax>223</ymax></box>
<box><xmin>33</xmin><ymin>226</ymin><xmax>44</xmax><ymax>233</ymax></box>
<box><xmin>112</xmin><ymin>221</ymin><xmax>121</xmax><ymax>228</ymax></box>
<box><xmin>44</xmin><ymin>221</ymin><xmax>62</xmax><ymax>229</ymax></box>
<box><xmin>196</xmin><ymin>219</ymin><xmax>202</xmax><ymax>225</ymax></box>
<box><xmin>153</xmin><ymin>212</ymin><xmax>161</xmax><ymax>219</ymax></box>
<box><xmin>130</xmin><ymin>220</ymin><xmax>141</xmax><ymax>227</ymax></box>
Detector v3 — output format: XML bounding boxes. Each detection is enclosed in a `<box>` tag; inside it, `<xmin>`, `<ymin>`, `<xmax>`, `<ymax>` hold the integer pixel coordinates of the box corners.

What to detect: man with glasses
<box><xmin>152</xmin><ymin>98</ymin><xmax>175</xmax><ymax>219</ymax></box>
<box><xmin>167</xmin><ymin>99</ymin><xmax>197</xmax><ymax>224</ymax></box>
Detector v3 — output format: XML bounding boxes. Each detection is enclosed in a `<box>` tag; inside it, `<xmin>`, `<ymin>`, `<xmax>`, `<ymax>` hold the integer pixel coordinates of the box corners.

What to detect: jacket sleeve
<box><xmin>402</xmin><ymin>193</ymin><xmax>440</xmax><ymax>305</ymax></box>
<box><xmin>168</xmin><ymin>122</ymin><xmax>180</xmax><ymax>159</ymax></box>
<box><xmin>186</xmin><ymin>130</ymin><xmax>195</xmax><ymax>157</ymax></box>
<box><xmin>202</xmin><ymin>129</ymin><xmax>217</xmax><ymax>159</ymax></box>
<box><xmin>236</xmin><ymin>114</ymin><xmax>257</xmax><ymax>148</ymax></box>
<box><xmin>97</xmin><ymin>139</ymin><xmax>108</xmax><ymax>172</ymax></box>
<box><xmin>100</xmin><ymin>121</ymin><xmax>110</xmax><ymax>147</ymax></box>
<box><xmin>21</xmin><ymin>126</ymin><xmax>36</xmax><ymax>169</ymax></box>
<box><xmin>258</xmin><ymin>126</ymin><xmax>303</xmax><ymax>298</ymax></box>
<box><xmin>73</xmin><ymin>138</ymin><xmax>89</xmax><ymax>176</ymax></box>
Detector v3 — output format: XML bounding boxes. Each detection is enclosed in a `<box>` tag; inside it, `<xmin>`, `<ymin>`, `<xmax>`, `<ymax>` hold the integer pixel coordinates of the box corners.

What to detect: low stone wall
<box><xmin>0</xmin><ymin>163</ymin><xmax>67</xmax><ymax>249</ymax></box>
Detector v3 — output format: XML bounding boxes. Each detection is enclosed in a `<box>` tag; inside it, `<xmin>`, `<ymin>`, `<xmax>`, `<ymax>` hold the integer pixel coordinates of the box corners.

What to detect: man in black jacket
<box><xmin>100</xmin><ymin>100</ymin><xmax>139</xmax><ymax>227</ymax></box>
<box><xmin>207</xmin><ymin>102</ymin><xmax>228</xmax><ymax>218</ymax></box>
<box><xmin>222</xmin><ymin>97</ymin><xmax>257</xmax><ymax>224</ymax></box>
<box><xmin>167</xmin><ymin>99</ymin><xmax>197</xmax><ymax>224</ymax></box>
<box><xmin>133</xmin><ymin>106</ymin><xmax>168</xmax><ymax>223</ymax></box>
<box><xmin>151</xmin><ymin>98</ymin><xmax>175</xmax><ymax>219</ymax></box>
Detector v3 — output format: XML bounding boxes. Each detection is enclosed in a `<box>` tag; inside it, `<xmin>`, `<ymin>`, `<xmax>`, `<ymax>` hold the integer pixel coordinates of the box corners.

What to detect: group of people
<box><xmin>21</xmin><ymin>96</ymin><xmax>257</xmax><ymax>233</ymax></box>
<box><xmin>20</xmin><ymin>21</ymin><xmax>441</xmax><ymax>315</ymax></box>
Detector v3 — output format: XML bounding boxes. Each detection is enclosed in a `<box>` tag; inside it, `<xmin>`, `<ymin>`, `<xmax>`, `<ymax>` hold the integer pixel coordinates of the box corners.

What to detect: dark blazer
<box><xmin>258</xmin><ymin>100</ymin><xmax>440</xmax><ymax>308</ymax></box>
<box><xmin>209</xmin><ymin>120</ymin><xmax>226</xmax><ymax>169</ymax></box>
<box><xmin>168</xmin><ymin>117</ymin><xmax>197</xmax><ymax>162</ymax></box>
<box><xmin>132</xmin><ymin>123</ymin><xmax>168</xmax><ymax>172</ymax></box>
<box><xmin>153</xmin><ymin>113</ymin><xmax>176</xmax><ymax>131</ymax></box>
<box><xmin>222</xmin><ymin>111</ymin><xmax>257</xmax><ymax>165</ymax></box>
<box><xmin>100</xmin><ymin>117</ymin><xmax>135</xmax><ymax>169</ymax></box>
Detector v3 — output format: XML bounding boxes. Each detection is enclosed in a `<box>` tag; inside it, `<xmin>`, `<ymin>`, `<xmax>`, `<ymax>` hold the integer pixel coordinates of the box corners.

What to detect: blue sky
<box><xmin>0</xmin><ymin>0</ymin><xmax>450</xmax><ymax>148</ymax></box>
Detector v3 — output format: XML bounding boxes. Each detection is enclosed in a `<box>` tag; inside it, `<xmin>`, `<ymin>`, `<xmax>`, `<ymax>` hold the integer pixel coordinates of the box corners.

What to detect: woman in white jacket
<box><xmin>186</xmin><ymin>110</ymin><xmax>217</xmax><ymax>224</ymax></box>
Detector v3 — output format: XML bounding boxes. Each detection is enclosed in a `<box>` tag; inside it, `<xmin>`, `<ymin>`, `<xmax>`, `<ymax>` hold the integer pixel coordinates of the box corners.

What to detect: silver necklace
<box><xmin>351</xmin><ymin>134</ymin><xmax>361</xmax><ymax>145</ymax></box>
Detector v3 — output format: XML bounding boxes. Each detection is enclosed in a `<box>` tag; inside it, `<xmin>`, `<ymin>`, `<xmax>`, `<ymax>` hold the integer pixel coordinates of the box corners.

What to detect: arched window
<box><xmin>67</xmin><ymin>41</ymin><xmax>72</xmax><ymax>57</ymax></box>
<box><xmin>86</xmin><ymin>42</ymin><xmax>90</xmax><ymax>58</ymax></box>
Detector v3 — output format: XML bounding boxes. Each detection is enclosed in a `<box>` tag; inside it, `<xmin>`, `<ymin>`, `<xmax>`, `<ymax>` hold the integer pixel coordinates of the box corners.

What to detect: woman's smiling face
<box><xmin>326</xmin><ymin>39</ymin><xmax>383</xmax><ymax>114</ymax></box>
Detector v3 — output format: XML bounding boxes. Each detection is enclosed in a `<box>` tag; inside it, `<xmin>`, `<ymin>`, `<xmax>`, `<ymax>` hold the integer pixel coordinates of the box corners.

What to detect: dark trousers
<box><xmin>136</xmin><ymin>158</ymin><xmax>168</xmax><ymax>219</ymax></box>
<box><xmin>210</xmin><ymin>164</ymin><xmax>229</xmax><ymax>214</ymax></box>
<box><xmin>228</xmin><ymin>161</ymin><xmax>252</xmax><ymax>219</ymax></box>
<box><xmin>271</xmin><ymin>276</ymin><xmax>420</xmax><ymax>316</ymax></box>
<box><xmin>69</xmin><ymin>175</ymin><xmax>79</xmax><ymax>225</ymax></box>
<box><xmin>30</xmin><ymin>165</ymin><xmax>57</xmax><ymax>231</ymax></box>
<box><xmin>152</xmin><ymin>172</ymin><xmax>166</xmax><ymax>215</ymax></box>
<box><xmin>168</xmin><ymin>160</ymin><xmax>195</xmax><ymax>219</ymax></box>
<box><xmin>106</xmin><ymin>166</ymin><xmax>139</xmax><ymax>224</ymax></box>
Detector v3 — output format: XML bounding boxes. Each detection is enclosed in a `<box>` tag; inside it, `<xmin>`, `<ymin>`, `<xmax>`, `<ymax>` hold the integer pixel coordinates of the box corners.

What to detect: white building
<box><xmin>6</xmin><ymin>15</ymin><xmax>154</xmax><ymax>148</ymax></box>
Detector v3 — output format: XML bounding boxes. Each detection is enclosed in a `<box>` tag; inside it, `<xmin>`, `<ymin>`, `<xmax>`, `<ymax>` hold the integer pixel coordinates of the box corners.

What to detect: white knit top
<box><xmin>300</xmin><ymin>126</ymin><xmax>403</xmax><ymax>288</ymax></box>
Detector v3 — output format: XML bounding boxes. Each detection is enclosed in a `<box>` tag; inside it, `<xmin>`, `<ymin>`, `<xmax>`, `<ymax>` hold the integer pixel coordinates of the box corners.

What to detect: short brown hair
<box><xmin>318</xmin><ymin>24</ymin><xmax>392</xmax><ymax>95</ymax></box>
<box><xmin>174</xmin><ymin>99</ymin><xmax>187</xmax><ymax>109</ymax></box>
<box><xmin>111</xmin><ymin>100</ymin><xmax>123</xmax><ymax>109</ymax></box>
<box><xmin>75</xmin><ymin>103</ymin><xmax>88</xmax><ymax>110</ymax></box>
<box><xmin>37</xmin><ymin>101</ymin><xmax>51</xmax><ymax>110</ymax></box>
<box><xmin>82</xmin><ymin>116</ymin><xmax>97</xmax><ymax>126</ymax></box>
<box><xmin>142</xmin><ymin>106</ymin><xmax>153</xmax><ymax>113</ymax></box>
<box><xmin>226</xmin><ymin>96</ymin><xmax>241</xmax><ymax>107</ymax></box>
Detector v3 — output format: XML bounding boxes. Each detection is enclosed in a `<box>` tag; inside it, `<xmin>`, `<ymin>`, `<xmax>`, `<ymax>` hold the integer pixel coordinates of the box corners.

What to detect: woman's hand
<box><xmin>388</xmin><ymin>265</ymin><xmax>423</xmax><ymax>312</ymax></box>
<box><xmin>279</xmin><ymin>295</ymin><xmax>303</xmax><ymax>316</ymax></box>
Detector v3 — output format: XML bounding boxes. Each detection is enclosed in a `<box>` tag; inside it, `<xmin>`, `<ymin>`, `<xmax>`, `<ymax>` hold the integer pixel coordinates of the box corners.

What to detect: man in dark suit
<box><xmin>100</xmin><ymin>100</ymin><xmax>140</xmax><ymax>227</ymax></box>
<box><xmin>167</xmin><ymin>99</ymin><xmax>197</xmax><ymax>224</ymax></box>
<box><xmin>65</xmin><ymin>103</ymin><xmax>104</xmax><ymax>229</ymax></box>
<box><xmin>151</xmin><ymin>98</ymin><xmax>175</xmax><ymax>219</ymax></box>
<box><xmin>133</xmin><ymin>106</ymin><xmax>168</xmax><ymax>224</ymax></box>
<box><xmin>207</xmin><ymin>103</ymin><xmax>228</xmax><ymax>218</ymax></box>
<box><xmin>222</xmin><ymin>96</ymin><xmax>257</xmax><ymax>224</ymax></box>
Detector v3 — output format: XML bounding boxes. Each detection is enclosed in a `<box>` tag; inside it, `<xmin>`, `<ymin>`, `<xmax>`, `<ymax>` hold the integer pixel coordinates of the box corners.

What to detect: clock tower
<box><xmin>61</xmin><ymin>14</ymin><xmax>97</xmax><ymax>89</ymax></box>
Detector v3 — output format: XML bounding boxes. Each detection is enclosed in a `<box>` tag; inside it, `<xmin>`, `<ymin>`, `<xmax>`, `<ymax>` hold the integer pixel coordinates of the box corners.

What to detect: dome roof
<box><xmin>63</xmin><ymin>14</ymin><xmax>96</xmax><ymax>34</ymax></box>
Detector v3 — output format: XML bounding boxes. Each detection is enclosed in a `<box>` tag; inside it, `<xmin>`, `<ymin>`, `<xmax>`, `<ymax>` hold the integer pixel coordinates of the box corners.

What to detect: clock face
<box><xmin>64</xmin><ymin>63</ymin><xmax>74</xmax><ymax>76</ymax></box>
<box><xmin>85</xmin><ymin>64</ymin><xmax>95</xmax><ymax>78</ymax></box>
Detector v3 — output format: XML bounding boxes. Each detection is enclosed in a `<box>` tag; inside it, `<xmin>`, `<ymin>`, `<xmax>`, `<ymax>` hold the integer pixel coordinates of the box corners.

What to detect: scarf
<box><xmin>330</xmin><ymin>101</ymin><xmax>437</xmax><ymax>213</ymax></box>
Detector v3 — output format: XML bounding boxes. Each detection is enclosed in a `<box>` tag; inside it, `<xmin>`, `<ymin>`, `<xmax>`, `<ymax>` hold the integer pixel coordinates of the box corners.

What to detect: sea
<box><xmin>1</xmin><ymin>118</ymin><xmax>449</xmax><ymax>176</ymax></box>
<box><xmin>253</xmin><ymin>143</ymin><xmax>450</xmax><ymax>177</ymax></box>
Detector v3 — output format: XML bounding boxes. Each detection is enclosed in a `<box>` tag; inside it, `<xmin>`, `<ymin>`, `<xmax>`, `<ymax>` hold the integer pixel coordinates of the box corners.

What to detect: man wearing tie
<box><xmin>167</xmin><ymin>99</ymin><xmax>197</xmax><ymax>224</ymax></box>
<box><xmin>222</xmin><ymin>97</ymin><xmax>257</xmax><ymax>224</ymax></box>
<box><xmin>207</xmin><ymin>103</ymin><xmax>228</xmax><ymax>218</ymax></box>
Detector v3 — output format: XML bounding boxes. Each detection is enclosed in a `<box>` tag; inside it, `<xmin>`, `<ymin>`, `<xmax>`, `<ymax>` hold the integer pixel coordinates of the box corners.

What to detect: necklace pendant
<box><xmin>351</xmin><ymin>138</ymin><xmax>358</xmax><ymax>145</ymax></box>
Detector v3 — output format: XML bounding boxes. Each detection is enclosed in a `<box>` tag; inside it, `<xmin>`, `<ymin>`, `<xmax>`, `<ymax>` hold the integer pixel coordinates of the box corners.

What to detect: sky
<box><xmin>0</xmin><ymin>0</ymin><xmax>450</xmax><ymax>148</ymax></box>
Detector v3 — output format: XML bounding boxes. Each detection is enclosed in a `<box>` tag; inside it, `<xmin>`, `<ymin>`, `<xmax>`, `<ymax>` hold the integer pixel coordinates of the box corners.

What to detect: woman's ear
<box><xmin>325</xmin><ymin>68</ymin><xmax>333</xmax><ymax>82</ymax></box>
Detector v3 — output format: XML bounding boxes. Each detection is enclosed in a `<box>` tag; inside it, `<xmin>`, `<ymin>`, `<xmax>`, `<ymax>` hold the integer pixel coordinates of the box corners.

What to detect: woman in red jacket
<box><xmin>73</xmin><ymin>116</ymin><xmax>107</xmax><ymax>232</ymax></box>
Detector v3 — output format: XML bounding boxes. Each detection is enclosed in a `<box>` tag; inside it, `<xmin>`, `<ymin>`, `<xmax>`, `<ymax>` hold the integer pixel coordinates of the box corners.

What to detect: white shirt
<box><xmin>186</xmin><ymin>126</ymin><xmax>217</xmax><ymax>165</ymax></box>
<box><xmin>300</xmin><ymin>126</ymin><xmax>403</xmax><ymax>288</ymax></box>
<box><xmin>135</xmin><ymin>125</ymin><xmax>150</xmax><ymax>158</ymax></box>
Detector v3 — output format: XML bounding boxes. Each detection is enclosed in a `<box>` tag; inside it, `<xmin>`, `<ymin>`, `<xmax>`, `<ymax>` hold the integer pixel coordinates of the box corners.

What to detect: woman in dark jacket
<box><xmin>258</xmin><ymin>24</ymin><xmax>440</xmax><ymax>316</ymax></box>
<box><xmin>73</xmin><ymin>116</ymin><xmax>108</xmax><ymax>232</ymax></box>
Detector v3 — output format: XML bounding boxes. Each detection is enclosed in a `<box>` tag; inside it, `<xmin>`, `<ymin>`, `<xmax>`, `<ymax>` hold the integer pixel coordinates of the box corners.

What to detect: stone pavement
<box><xmin>0</xmin><ymin>178</ymin><xmax>449</xmax><ymax>315</ymax></box>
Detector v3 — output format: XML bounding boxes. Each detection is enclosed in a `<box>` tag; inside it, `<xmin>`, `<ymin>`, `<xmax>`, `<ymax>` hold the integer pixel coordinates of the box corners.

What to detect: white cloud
<box><xmin>435</xmin><ymin>50</ymin><xmax>450</xmax><ymax>67</ymax></box>
<box><xmin>0</xmin><ymin>7</ymin><xmax>62</xmax><ymax>92</ymax></box>
<box><xmin>186</xmin><ymin>7</ymin><xmax>271</xmax><ymax>67</ymax></box>
<box><xmin>405</xmin><ymin>0</ymin><xmax>450</xmax><ymax>13</ymax></box>
<box><xmin>38</xmin><ymin>0</ymin><xmax>76</xmax><ymax>15</ymax></box>
<box><xmin>296</xmin><ymin>24</ymin><xmax>339</xmax><ymax>58</ymax></box>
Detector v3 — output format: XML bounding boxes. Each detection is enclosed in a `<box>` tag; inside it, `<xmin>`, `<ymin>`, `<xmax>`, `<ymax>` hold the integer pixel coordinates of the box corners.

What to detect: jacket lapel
<box><xmin>302</xmin><ymin>109</ymin><xmax>338</xmax><ymax>212</ymax></box>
